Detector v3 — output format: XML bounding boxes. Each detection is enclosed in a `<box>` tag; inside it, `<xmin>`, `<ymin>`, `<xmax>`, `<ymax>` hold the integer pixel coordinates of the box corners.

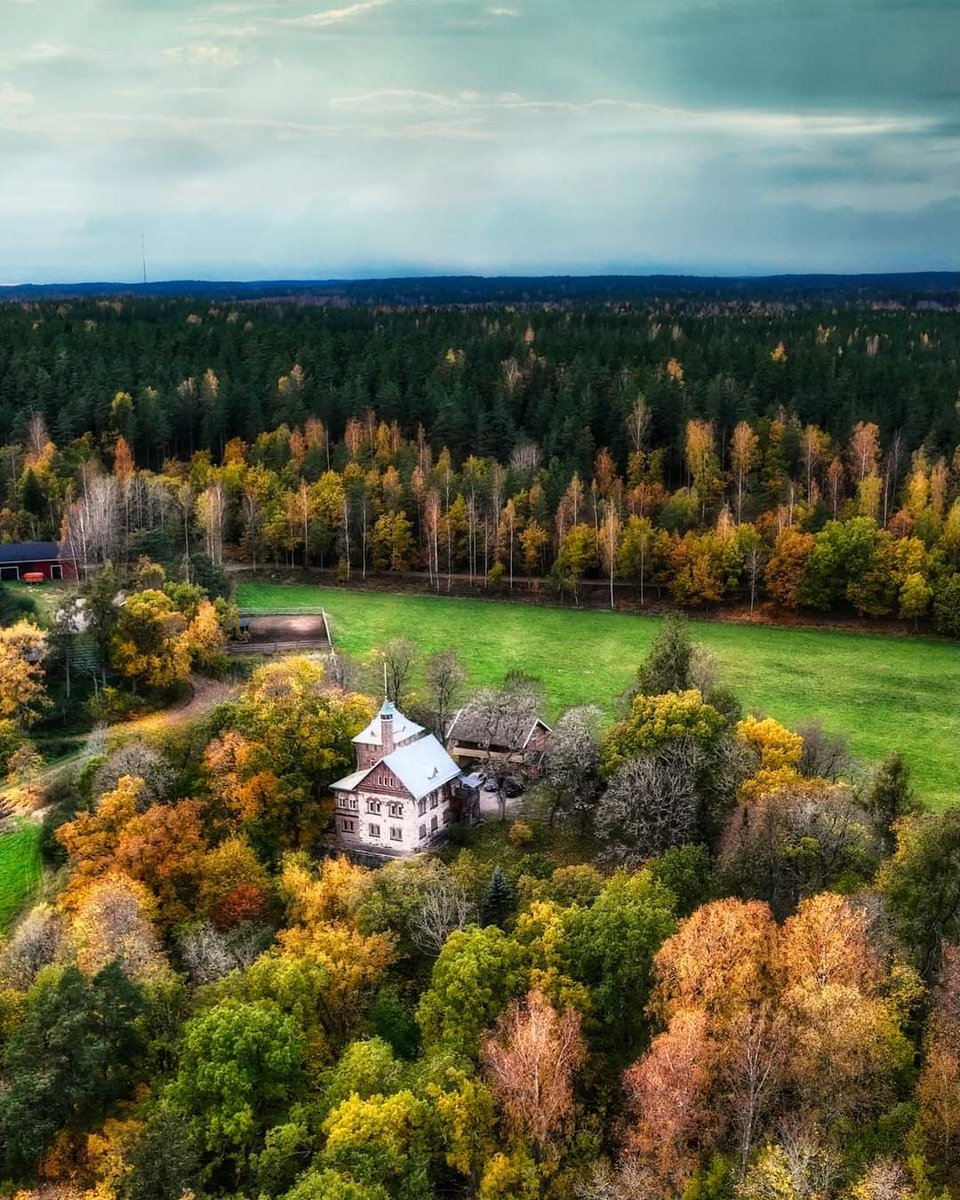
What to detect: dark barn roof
<box><xmin>0</xmin><ymin>541</ymin><xmax>71</xmax><ymax>564</ymax></box>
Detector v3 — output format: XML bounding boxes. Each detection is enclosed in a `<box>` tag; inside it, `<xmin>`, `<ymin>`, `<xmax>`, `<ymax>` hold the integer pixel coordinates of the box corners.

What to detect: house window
<box><xmin>419</xmin><ymin>823</ymin><xmax>426</xmax><ymax>839</ymax></box>
<box><xmin>431</xmin><ymin>816</ymin><xmax>438</xmax><ymax>833</ymax></box>
<box><xmin>341</xmin><ymin>819</ymin><xmax>356</xmax><ymax>833</ymax></box>
<box><xmin>368</xmin><ymin>823</ymin><xmax>381</xmax><ymax>838</ymax></box>
<box><xmin>367</xmin><ymin>799</ymin><xmax>381</xmax><ymax>815</ymax></box>
<box><xmin>51</xmin><ymin>564</ymin><xmax>63</xmax><ymax>580</ymax></box>
<box><xmin>442</xmin><ymin>809</ymin><xmax>451</xmax><ymax>826</ymax></box>
<box><xmin>430</xmin><ymin>793</ymin><xmax>438</xmax><ymax>809</ymax></box>
<box><xmin>389</xmin><ymin>826</ymin><xmax>402</xmax><ymax>842</ymax></box>
<box><xmin>348</xmin><ymin>796</ymin><xmax>358</xmax><ymax>811</ymax></box>
<box><xmin>388</xmin><ymin>802</ymin><xmax>403</xmax><ymax>818</ymax></box>
<box><xmin>418</xmin><ymin>798</ymin><xmax>427</xmax><ymax>816</ymax></box>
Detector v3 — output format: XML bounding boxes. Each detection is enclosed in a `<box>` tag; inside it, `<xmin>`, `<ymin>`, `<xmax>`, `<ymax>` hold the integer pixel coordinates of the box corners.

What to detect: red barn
<box><xmin>0</xmin><ymin>542</ymin><xmax>77</xmax><ymax>582</ymax></box>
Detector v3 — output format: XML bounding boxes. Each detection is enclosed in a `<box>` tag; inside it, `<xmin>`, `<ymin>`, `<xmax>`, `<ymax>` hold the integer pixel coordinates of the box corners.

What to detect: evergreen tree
<box><xmin>481</xmin><ymin>866</ymin><xmax>514</xmax><ymax>929</ymax></box>
<box><xmin>865</xmin><ymin>751</ymin><xmax>920</xmax><ymax>854</ymax></box>
<box><xmin>0</xmin><ymin>963</ymin><xmax>145</xmax><ymax>1180</ymax></box>
<box><xmin>634</xmin><ymin>615</ymin><xmax>694</xmax><ymax>696</ymax></box>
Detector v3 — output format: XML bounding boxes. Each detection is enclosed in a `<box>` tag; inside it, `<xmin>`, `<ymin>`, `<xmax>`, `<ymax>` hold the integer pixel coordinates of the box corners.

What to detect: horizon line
<box><xmin>3</xmin><ymin>268</ymin><xmax>959</xmax><ymax>291</ymax></box>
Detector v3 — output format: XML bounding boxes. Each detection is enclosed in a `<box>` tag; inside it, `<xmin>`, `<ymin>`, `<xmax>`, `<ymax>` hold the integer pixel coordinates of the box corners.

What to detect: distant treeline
<box><xmin>0</xmin><ymin>293</ymin><xmax>958</xmax><ymax>468</ymax></box>
<box><xmin>3</xmin><ymin>295</ymin><xmax>960</xmax><ymax>630</ymax></box>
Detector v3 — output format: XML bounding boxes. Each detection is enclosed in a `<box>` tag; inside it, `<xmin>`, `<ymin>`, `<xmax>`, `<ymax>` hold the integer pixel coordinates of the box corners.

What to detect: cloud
<box><xmin>163</xmin><ymin>44</ymin><xmax>248</xmax><ymax>67</ymax></box>
<box><xmin>329</xmin><ymin>87</ymin><xmax>944</xmax><ymax>140</ymax></box>
<box><xmin>279</xmin><ymin>0</ymin><xmax>394</xmax><ymax>28</ymax></box>
<box><xmin>487</xmin><ymin>6</ymin><xmax>519</xmax><ymax>15</ymax></box>
<box><xmin>0</xmin><ymin>42</ymin><xmax>97</xmax><ymax>67</ymax></box>
<box><xmin>0</xmin><ymin>81</ymin><xmax>33</xmax><ymax>111</ymax></box>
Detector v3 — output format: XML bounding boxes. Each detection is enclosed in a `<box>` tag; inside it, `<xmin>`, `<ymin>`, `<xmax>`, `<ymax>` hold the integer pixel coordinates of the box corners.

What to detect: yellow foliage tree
<box><xmin>0</xmin><ymin>620</ymin><xmax>49</xmax><ymax>729</ymax></box>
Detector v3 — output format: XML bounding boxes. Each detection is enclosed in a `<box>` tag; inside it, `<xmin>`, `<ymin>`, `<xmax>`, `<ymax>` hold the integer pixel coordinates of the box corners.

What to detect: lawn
<box><xmin>236</xmin><ymin>583</ymin><xmax>960</xmax><ymax>811</ymax></box>
<box><xmin>0</xmin><ymin>823</ymin><xmax>43</xmax><ymax>936</ymax></box>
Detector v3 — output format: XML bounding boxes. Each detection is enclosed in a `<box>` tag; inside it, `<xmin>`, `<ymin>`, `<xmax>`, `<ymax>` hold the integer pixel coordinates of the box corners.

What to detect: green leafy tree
<box><xmin>120</xmin><ymin>1107</ymin><xmax>201</xmax><ymax>1200</ymax></box>
<box><xmin>164</xmin><ymin>998</ymin><xmax>308</xmax><ymax>1180</ymax></box>
<box><xmin>561</xmin><ymin>869</ymin><xmax>676</xmax><ymax>1057</ymax></box>
<box><xmin>879</xmin><ymin>806</ymin><xmax>960</xmax><ymax>977</ymax></box>
<box><xmin>282</xmin><ymin>1170</ymin><xmax>390</xmax><ymax>1200</ymax></box>
<box><xmin>864</xmin><ymin>752</ymin><xmax>920</xmax><ymax>854</ymax></box>
<box><xmin>0</xmin><ymin>962</ymin><xmax>145</xmax><ymax>1180</ymax></box>
<box><xmin>417</xmin><ymin>926</ymin><xmax>528</xmax><ymax>1057</ymax></box>
<box><xmin>482</xmin><ymin>866</ymin><xmax>515</xmax><ymax>929</ymax></box>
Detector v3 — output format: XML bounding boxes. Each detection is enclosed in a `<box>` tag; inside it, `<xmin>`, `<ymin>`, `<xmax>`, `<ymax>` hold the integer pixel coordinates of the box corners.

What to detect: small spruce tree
<box><xmin>482</xmin><ymin>866</ymin><xmax>514</xmax><ymax>929</ymax></box>
<box><xmin>635</xmin><ymin>614</ymin><xmax>694</xmax><ymax>696</ymax></box>
<box><xmin>866</xmin><ymin>752</ymin><xmax>919</xmax><ymax>854</ymax></box>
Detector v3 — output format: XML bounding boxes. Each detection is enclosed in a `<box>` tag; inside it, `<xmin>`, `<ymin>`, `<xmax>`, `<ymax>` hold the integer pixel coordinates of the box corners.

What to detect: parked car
<box><xmin>483</xmin><ymin>778</ymin><xmax>500</xmax><ymax>792</ymax></box>
<box><xmin>503</xmin><ymin>777</ymin><xmax>524</xmax><ymax>798</ymax></box>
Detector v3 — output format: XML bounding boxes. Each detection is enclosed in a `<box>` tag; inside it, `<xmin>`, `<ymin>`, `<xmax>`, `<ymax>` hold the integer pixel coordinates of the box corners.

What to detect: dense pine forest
<box><xmin>2</xmin><ymin>291</ymin><xmax>960</xmax><ymax>628</ymax></box>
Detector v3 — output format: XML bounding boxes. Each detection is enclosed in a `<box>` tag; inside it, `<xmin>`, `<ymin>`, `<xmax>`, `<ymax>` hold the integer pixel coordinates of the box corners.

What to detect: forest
<box><xmin>0</xmin><ymin>285</ymin><xmax>958</xmax><ymax>1199</ymax></box>
<box><xmin>2</xmin><ymin>293</ymin><xmax>960</xmax><ymax>632</ymax></box>
<box><xmin>0</xmin><ymin>612</ymin><xmax>958</xmax><ymax>1200</ymax></box>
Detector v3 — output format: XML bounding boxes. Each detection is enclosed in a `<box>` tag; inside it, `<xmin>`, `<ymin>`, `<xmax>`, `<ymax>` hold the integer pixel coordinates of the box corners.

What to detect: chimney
<box><xmin>380</xmin><ymin>700</ymin><xmax>395</xmax><ymax>757</ymax></box>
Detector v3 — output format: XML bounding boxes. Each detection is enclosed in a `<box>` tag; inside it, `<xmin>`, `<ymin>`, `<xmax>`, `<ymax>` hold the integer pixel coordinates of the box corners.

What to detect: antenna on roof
<box><xmin>383</xmin><ymin>661</ymin><xmax>388</xmax><ymax>701</ymax></box>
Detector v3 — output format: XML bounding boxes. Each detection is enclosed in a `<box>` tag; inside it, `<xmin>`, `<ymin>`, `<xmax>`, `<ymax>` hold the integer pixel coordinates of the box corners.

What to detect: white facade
<box><xmin>331</xmin><ymin>700</ymin><xmax>461</xmax><ymax>857</ymax></box>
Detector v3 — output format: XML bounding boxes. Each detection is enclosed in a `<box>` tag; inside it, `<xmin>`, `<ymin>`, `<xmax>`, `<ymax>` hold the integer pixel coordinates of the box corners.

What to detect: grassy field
<box><xmin>0</xmin><ymin>823</ymin><xmax>43</xmax><ymax>936</ymax></box>
<box><xmin>237</xmin><ymin>583</ymin><xmax>959</xmax><ymax>810</ymax></box>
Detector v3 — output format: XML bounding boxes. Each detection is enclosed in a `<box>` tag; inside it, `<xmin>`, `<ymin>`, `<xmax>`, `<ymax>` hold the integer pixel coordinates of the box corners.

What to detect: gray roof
<box><xmin>330</xmin><ymin>732</ymin><xmax>461</xmax><ymax>801</ymax></box>
<box><xmin>447</xmin><ymin>707</ymin><xmax>551</xmax><ymax>752</ymax></box>
<box><xmin>330</xmin><ymin>766</ymin><xmax>373</xmax><ymax>793</ymax></box>
<box><xmin>353</xmin><ymin>700</ymin><xmax>424</xmax><ymax>746</ymax></box>
<box><xmin>0</xmin><ymin>541</ymin><xmax>71</xmax><ymax>564</ymax></box>
<box><xmin>384</xmin><ymin>734</ymin><xmax>462</xmax><ymax>800</ymax></box>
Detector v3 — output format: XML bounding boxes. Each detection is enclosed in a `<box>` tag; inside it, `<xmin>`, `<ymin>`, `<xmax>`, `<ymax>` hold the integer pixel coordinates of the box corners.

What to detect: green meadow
<box><xmin>0</xmin><ymin>823</ymin><xmax>42</xmax><ymax>936</ymax></box>
<box><xmin>237</xmin><ymin>583</ymin><xmax>959</xmax><ymax>811</ymax></box>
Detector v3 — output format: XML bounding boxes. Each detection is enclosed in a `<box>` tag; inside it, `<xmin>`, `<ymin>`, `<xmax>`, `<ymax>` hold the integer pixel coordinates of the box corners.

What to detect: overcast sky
<box><xmin>1</xmin><ymin>0</ymin><xmax>957</xmax><ymax>282</ymax></box>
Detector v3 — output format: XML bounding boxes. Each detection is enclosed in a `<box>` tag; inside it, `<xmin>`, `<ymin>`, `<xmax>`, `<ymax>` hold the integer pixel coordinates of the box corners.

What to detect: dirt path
<box><xmin>0</xmin><ymin>675</ymin><xmax>240</xmax><ymax>825</ymax></box>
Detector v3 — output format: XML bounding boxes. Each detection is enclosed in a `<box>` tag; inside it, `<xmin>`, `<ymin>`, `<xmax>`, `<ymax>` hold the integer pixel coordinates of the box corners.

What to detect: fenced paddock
<box><xmin>230</xmin><ymin>609</ymin><xmax>333</xmax><ymax>655</ymax></box>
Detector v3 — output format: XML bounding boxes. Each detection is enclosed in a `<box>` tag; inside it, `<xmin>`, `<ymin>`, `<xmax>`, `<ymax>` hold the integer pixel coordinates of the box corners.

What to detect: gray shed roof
<box><xmin>446</xmin><ymin>707</ymin><xmax>551</xmax><ymax>751</ymax></box>
<box><xmin>0</xmin><ymin>541</ymin><xmax>71</xmax><ymax>564</ymax></box>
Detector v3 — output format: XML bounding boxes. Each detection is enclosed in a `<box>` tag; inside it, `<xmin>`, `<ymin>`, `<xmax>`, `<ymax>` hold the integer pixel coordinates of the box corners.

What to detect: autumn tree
<box><xmin>730</xmin><ymin>422</ymin><xmax>760</xmax><ymax>523</ymax></box>
<box><xmin>481</xmin><ymin>989</ymin><xmax>585</xmax><ymax>1155</ymax></box>
<box><xmin>109</xmin><ymin>589</ymin><xmax>190</xmax><ymax>692</ymax></box>
<box><xmin>0</xmin><ymin>620</ymin><xmax>49</xmax><ymax>729</ymax></box>
<box><xmin>425</xmin><ymin>649</ymin><xmax>466</xmax><ymax>739</ymax></box>
<box><xmin>542</xmin><ymin>704</ymin><xmax>604</xmax><ymax>831</ymax></box>
<box><xmin>66</xmin><ymin>873</ymin><xmax>168</xmax><ymax>983</ymax></box>
<box><xmin>686</xmin><ymin>420</ymin><xmax>721</xmax><ymax>520</ymax></box>
<box><xmin>622</xmin><ymin>1008</ymin><xmax>719</xmax><ymax>1187</ymax></box>
<box><xmin>765</xmin><ymin>528</ymin><xmax>815</xmax><ymax>610</ymax></box>
<box><xmin>602</xmin><ymin>688</ymin><xmax>726</xmax><ymax>773</ymax></box>
<box><xmin>229</xmin><ymin>657</ymin><xmax>374</xmax><ymax>851</ymax></box>
<box><xmin>917</xmin><ymin>943</ymin><xmax>960</xmax><ymax>1174</ymax></box>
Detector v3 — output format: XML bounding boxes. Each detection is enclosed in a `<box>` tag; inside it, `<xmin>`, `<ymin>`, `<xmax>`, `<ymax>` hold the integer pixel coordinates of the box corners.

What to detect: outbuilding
<box><xmin>0</xmin><ymin>541</ymin><xmax>76</xmax><ymax>582</ymax></box>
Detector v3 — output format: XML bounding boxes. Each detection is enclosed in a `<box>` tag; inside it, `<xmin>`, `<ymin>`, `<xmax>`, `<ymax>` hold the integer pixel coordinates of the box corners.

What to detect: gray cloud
<box><xmin>0</xmin><ymin>0</ymin><xmax>956</xmax><ymax>281</ymax></box>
